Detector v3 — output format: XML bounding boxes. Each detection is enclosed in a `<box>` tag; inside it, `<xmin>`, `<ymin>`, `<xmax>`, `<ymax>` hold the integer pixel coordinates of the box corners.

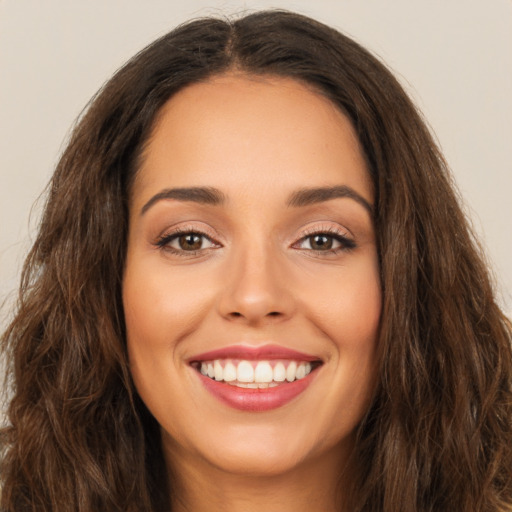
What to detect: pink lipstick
<box><xmin>189</xmin><ymin>344</ymin><xmax>322</xmax><ymax>411</ymax></box>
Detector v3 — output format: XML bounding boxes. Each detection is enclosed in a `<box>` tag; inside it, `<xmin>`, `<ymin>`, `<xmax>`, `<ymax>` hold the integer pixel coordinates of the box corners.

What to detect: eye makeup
<box><xmin>152</xmin><ymin>221</ymin><xmax>356</xmax><ymax>259</ymax></box>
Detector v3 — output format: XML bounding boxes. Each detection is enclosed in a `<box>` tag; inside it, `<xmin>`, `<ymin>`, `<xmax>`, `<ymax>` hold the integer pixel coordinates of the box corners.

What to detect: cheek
<box><xmin>122</xmin><ymin>261</ymin><xmax>215</xmax><ymax>416</ymax></box>
<box><xmin>301</xmin><ymin>256</ymin><xmax>382</xmax><ymax>349</ymax></box>
<box><xmin>123</xmin><ymin>259</ymin><xmax>216</xmax><ymax>349</ymax></box>
<box><xmin>312</xmin><ymin>266</ymin><xmax>381</xmax><ymax>417</ymax></box>
<box><xmin>300</xmin><ymin>255</ymin><xmax>381</xmax><ymax>406</ymax></box>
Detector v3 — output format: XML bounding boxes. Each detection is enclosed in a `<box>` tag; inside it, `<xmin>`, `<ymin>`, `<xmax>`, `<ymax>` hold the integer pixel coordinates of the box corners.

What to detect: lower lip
<box><xmin>196</xmin><ymin>369</ymin><xmax>319</xmax><ymax>411</ymax></box>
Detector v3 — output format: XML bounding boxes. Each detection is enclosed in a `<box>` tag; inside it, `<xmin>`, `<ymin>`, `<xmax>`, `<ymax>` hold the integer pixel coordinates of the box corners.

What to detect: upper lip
<box><xmin>188</xmin><ymin>344</ymin><xmax>321</xmax><ymax>363</ymax></box>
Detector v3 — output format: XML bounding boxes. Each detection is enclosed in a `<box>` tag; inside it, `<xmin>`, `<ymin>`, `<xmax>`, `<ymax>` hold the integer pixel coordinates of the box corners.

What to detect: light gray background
<box><xmin>1</xmin><ymin>0</ymin><xmax>511</xmax><ymax>337</ymax></box>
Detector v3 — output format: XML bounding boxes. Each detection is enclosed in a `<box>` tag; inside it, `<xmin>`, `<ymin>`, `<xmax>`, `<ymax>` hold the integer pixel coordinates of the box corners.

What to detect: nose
<box><xmin>217</xmin><ymin>242</ymin><xmax>295</xmax><ymax>326</ymax></box>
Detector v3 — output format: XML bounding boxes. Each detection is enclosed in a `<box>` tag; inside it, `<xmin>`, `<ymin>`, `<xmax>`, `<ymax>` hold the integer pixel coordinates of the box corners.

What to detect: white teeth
<box><xmin>254</xmin><ymin>361</ymin><xmax>273</xmax><ymax>383</ymax></box>
<box><xmin>223</xmin><ymin>362</ymin><xmax>237</xmax><ymax>382</ymax></box>
<box><xmin>198</xmin><ymin>358</ymin><xmax>316</xmax><ymax>386</ymax></box>
<box><xmin>273</xmin><ymin>362</ymin><xmax>286</xmax><ymax>382</ymax></box>
<box><xmin>237</xmin><ymin>361</ymin><xmax>254</xmax><ymax>382</ymax></box>
<box><xmin>286</xmin><ymin>361</ymin><xmax>297</xmax><ymax>382</ymax></box>
<box><xmin>214</xmin><ymin>360</ymin><xmax>223</xmax><ymax>381</ymax></box>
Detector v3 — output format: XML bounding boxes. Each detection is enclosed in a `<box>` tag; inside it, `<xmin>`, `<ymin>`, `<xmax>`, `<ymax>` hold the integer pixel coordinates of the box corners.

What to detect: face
<box><xmin>123</xmin><ymin>74</ymin><xmax>381</xmax><ymax>478</ymax></box>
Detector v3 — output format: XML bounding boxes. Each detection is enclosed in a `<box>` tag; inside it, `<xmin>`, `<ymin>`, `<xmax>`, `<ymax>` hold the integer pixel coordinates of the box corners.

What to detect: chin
<box><xmin>205</xmin><ymin>442</ymin><xmax>310</xmax><ymax>478</ymax></box>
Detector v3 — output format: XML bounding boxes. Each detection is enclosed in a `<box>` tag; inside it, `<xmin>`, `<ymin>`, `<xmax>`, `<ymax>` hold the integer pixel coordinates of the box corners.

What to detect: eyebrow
<box><xmin>140</xmin><ymin>187</ymin><xmax>226</xmax><ymax>215</ymax></box>
<box><xmin>287</xmin><ymin>185</ymin><xmax>373</xmax><ymax>215</ymax></box>
<box><xmin>140</xmin><ymin>184</ymin><xmax>373</xmax><ymax>216</ymax></box>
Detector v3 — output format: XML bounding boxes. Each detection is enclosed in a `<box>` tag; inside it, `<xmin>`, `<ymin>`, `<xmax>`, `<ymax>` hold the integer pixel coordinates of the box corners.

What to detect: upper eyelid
<box><xmin>301</xmin><ymin>226</ymin><xmax>349</xmax><ymax>236</ymax></box>
<box><xmin>296</xmin><ymin>224</ymin><xmax>353</xmax><ymax>240</ymax></box>
<box><xmin>162</xmin><ymin>230</ymin><xmax>215</xmax><ymax>242</ymax></box>
<box><xmin>157</xmin><ymin>223</ymin><xmax>221</xmax><ymax>242</ymax></box>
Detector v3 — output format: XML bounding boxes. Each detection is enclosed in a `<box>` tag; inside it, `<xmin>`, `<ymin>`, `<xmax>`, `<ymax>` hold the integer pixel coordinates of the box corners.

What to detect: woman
<box><xmin>1</xmin><ymin>10</ymin><xmax>511</xmax><ymax>512</ymax></box>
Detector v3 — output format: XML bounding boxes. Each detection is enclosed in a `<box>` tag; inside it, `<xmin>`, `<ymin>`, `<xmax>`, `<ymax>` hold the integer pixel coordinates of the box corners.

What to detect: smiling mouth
<box><xmin>190</xmin><ymin>359</ymin><xmax>323</xmax><ymax>389</ymax></box>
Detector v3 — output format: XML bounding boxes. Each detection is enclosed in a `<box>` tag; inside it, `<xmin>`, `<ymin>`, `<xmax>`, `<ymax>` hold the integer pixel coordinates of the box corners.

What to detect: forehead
<box><xmin>133</xmin><ymin>73</ymin><xmax>372</xmax><ymax>207</ymax></box>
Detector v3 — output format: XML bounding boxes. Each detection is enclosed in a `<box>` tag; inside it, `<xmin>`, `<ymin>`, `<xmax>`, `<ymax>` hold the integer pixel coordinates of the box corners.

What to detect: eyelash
<box><xmin>154</xmin><ymin>226</ymin><xmax>356</xmax><ymax>257</ymax></box>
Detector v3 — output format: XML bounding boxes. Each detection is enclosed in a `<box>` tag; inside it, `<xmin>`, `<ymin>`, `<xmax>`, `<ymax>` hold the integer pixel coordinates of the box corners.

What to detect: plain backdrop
<box><xmin>1</xmin><ymin>0</ymin><xmax>511</xmax><ymax>338</ymax></box>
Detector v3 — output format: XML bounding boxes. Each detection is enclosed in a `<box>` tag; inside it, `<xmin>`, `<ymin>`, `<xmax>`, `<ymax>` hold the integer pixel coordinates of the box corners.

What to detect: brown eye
<box><xmin>294</xmin><ymin>231</ymin><xmax>356</xmax><ymax>253</ymax></box>
<box><xmin>300</xmin><ymin>234</ymin><xmax>338</xmax><ymax>251</ymax></box>
<box><xmin>156</xmin><ymin>231</ymin><xmax>217</xmax><ymax>253</ymax></box>
<box><xmin>178</xmin><ymin>233</ymin><xmax>203</xmax><ymax>251</ymax></box>
<box><xmin>309</xmin><ymin>234</ymin><xmax>333</xmax><ymax>250</ymax></box>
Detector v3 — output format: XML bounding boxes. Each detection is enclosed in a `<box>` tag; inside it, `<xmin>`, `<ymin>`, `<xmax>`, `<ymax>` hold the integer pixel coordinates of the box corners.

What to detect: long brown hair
<box><xmin>2</xmin><ymin>10</ymin><xmax>511</xmax><ymax>512</ymax></box>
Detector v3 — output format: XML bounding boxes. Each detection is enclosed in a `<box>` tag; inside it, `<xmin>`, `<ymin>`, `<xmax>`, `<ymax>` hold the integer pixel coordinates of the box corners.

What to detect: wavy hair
<box><xmin>2</xmin><ymin>10</ymin><xmax>511</xmax><ymax>512</ymax></box>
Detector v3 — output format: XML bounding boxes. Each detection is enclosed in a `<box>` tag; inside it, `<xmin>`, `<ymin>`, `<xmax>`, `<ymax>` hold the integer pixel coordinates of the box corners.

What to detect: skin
<box><xmin>123</xmin><ymin>73</ymin><xmax>382</xmax><ymax>512</ymax></box>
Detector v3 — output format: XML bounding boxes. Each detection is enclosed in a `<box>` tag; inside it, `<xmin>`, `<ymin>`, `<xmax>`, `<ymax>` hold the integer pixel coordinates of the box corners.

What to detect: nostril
<box><xmin>228</xmin><ymin>311</ymin><xmax>281</xmax><ymax>319</ymax></box>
